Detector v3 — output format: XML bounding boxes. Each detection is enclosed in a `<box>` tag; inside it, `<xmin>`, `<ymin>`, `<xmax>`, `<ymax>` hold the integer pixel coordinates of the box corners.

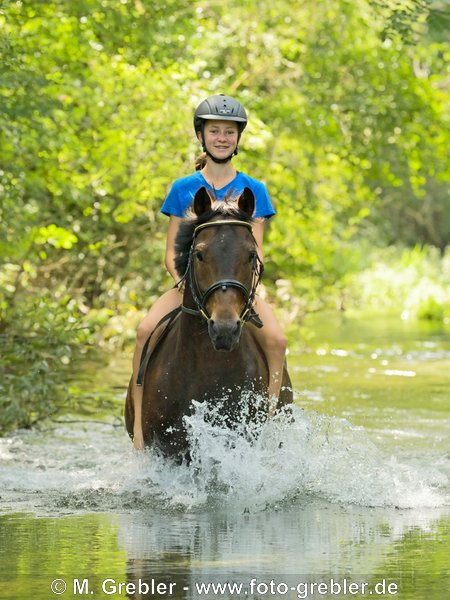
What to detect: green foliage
<box><xmin>348</xmin><ymin>245</ymin><xmax>450</xmax><ymax>321</ymax></box>
<box><xmin>0</xmin><ymin>293</ymin><xmax>91</xmax><ymax>434</ymax></box>
<box><xmin>0</xmin><ymin>0</ymin><xmax>448</xmax><ymax>432</ymax></box>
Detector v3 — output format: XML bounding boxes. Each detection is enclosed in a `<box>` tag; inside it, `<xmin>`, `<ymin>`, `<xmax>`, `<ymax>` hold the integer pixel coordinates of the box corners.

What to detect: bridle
<box><xmin>181</xmin><ymin>220</ymin><xmax>263</xmax><ymax>325</ymax></box>
<box><xmin>180</xmin><ymin>219</ymin><xmax>264</xmax><ymax>325</ymax></box>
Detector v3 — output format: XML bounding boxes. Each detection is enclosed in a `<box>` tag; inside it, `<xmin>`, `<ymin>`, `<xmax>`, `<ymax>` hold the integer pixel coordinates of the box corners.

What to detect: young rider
<box><xmin>131</xmin><ymin>94</ymin><xmax>287</xmax><ymax>450</ymax></box>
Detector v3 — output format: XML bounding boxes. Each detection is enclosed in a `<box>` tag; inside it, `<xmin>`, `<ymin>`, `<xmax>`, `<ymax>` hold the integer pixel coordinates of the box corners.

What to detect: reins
<box><xmin>179</xmin><ymin>219</ymin><xmax>264</xmax><ymax>326</ymax></box>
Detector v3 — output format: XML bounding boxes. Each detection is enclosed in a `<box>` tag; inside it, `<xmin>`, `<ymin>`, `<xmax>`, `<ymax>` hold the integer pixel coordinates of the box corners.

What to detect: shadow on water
<box><xmin>0</xmin><ymin>312</ymin><xmax>449</xmax><ymax>599</ymax></box>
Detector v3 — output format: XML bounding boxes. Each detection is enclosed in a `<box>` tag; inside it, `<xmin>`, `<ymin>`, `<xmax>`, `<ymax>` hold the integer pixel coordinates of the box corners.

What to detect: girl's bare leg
<box><xmin>249</xmin><ymin>297</ymin><xmax>287</xmax><ymax>417</ymax></box>
<box><xmin>132</xmin><ymin>287</ymin><xmax>182</xmax><ymax>449</ymax></box>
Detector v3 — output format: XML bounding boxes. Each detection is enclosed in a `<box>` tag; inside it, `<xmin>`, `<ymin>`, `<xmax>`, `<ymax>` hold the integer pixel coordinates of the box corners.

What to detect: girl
<box><xmin>131</xmin><ymin>94</ymin><xmax>287</xmax><ymax>450</ymax></box>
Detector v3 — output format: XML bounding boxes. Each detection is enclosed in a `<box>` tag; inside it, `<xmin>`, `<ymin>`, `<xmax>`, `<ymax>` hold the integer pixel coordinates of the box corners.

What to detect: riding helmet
<box><xmin>194</xmin><ymin>94</ymin><xmax>248</xmax><ymax>134</ymax></box>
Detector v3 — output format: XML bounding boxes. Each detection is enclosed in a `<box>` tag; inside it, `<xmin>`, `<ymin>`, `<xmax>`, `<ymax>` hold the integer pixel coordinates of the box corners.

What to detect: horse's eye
<box><xmin>195</xmin><ymin>251</ymin><xmax>204</xmax><ymax>262</ymax></box>
<box><xmin>249</xmin><ymin>251</ymin><xmax>257</xmax><ymax>263</ymax></box>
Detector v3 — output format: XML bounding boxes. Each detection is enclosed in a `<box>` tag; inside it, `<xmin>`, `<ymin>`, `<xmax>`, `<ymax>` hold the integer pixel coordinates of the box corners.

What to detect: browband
<box><xmin>194</xmin><ymin>220</ymin><xmax>253</xmax><ymax>237</ymax></box>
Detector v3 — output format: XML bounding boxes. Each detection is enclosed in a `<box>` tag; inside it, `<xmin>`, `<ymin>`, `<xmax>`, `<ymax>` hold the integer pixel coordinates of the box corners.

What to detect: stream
<box><xmin>0</xmin><ymin>312</ymin><xmax>449</xmax><ymax>599</ymax></box>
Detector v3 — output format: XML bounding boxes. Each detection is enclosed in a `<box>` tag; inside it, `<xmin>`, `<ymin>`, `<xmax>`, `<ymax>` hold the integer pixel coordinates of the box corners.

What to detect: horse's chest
<box><xmin>148</xmin><ymin>324</ymin><xmax>268</xmax><ymax>409</ymax></box>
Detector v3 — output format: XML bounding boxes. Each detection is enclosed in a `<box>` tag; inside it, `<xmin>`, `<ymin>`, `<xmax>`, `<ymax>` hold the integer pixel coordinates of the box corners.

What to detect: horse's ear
<box><xmin>193</xmin><ymin>186</ymin><xmax>214</xmax><ymax>216</ymax></box>
<box><xmin>237</xmin><ymin>187</ymin><xmax>255</xmax><ymax>217</ymax></box>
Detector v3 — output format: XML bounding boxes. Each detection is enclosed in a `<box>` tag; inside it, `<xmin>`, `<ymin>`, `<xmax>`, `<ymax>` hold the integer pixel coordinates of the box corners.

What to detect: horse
<box><xmin>125</xmin><ymin>186</ymin><xmax>293</xmax><ymax>459</ymax></box>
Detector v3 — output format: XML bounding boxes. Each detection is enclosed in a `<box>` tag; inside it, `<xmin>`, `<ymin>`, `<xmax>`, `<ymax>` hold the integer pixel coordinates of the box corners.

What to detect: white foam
<box><xmin>0</xmin><ymin>398</ymin><xmax>447</xmax><ymax>514</ymax></box>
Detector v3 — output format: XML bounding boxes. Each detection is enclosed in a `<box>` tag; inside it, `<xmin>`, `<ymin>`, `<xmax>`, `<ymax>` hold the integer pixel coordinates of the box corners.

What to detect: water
<box><xmin>0</xmin><ymin>313</ymin><xmax>449</xmax><ymax>599</ymax></box>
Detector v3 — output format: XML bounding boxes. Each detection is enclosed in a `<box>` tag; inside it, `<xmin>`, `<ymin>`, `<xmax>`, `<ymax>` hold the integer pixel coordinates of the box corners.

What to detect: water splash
<box><xmin>0</xmin><ymin>397</ymin><xmax>447</xmax><ymax>515</ymax></box>
<box><xmin>179</xmin><ymin>396</ymin><xmax>447</xmax><ymax>510</ymax></box>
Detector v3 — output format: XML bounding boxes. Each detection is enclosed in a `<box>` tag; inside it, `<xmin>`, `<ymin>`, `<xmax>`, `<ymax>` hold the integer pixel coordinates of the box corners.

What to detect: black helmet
<box><xmin>194</xmin><ymin>94</ymin><xmax>247</xmax><ymax>134</ymax></box>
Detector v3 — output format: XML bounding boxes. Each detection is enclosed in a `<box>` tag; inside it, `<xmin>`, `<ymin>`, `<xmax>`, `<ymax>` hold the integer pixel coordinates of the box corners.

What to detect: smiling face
<box><xmin>198</xmin><ymin>120</ymin><xmax>239</xmax><ymax>160</ymax></box>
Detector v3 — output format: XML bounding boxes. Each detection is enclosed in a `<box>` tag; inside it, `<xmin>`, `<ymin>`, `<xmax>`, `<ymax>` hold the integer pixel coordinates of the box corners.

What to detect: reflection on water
<box><xmin>0</xmin><ymin>504</ymin><xmax>449</xmax><ymax>599</ymax></box>
<box><xmin>0</xmin><ymin>313</ymin><xmax>449</xmax><ymax>599</ymax></box>
<box><xmin>118</xmin><ymin>503</ymin><xmax>447</xmax><ymax>578</ymax></box>
<box><xmin>119</xmin><ymin>506</ymin><xmax>450</xmax><ymax>600</ymax></box>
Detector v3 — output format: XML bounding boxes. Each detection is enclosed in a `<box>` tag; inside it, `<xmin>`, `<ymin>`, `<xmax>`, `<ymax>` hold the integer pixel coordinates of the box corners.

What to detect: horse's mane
<box><xmin>174</xmin><ymin>193</ymin><xmax>254</xmax><ymax>279</ymax></box>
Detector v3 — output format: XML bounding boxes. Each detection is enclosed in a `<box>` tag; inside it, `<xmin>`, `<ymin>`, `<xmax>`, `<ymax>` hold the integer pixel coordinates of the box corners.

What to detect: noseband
<box><xmin>180</xmin><ymin>219</ymin><xmax>264</xmax><ymax>325</ymax></box>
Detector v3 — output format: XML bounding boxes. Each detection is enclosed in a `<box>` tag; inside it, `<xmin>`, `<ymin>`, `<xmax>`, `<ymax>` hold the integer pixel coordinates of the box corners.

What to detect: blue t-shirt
<box><xmin>160</xmin><ymin>171</ymin><xmax>275</xmax><ymax>219</ymax></box>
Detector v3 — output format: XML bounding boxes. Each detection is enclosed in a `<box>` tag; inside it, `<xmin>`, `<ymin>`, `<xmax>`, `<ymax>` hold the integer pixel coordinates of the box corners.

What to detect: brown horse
<box><xmin>125</xmin><ymin>186</ymin><xmax>292</xmax><ymax>459</ymax></box>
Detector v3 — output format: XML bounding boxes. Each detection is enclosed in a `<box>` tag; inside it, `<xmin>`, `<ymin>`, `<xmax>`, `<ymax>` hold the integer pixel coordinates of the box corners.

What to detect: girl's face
<box><xmin>198</xmin><ymin>120</ymin><xmax>239</xmax><ymax>160</ymax></box>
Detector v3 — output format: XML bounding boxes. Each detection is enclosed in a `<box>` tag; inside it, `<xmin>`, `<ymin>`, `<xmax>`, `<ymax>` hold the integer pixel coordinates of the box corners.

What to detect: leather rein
<box><xmin>179</xmin><ymin>219</ymin><xmax>264</xmax><ymax>325</ymax></box>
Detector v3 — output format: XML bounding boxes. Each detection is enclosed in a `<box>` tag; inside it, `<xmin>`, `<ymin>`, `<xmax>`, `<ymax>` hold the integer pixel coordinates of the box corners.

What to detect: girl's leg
<box><xmin>132</xmin><ymin>287</ymin><xmax>182</xmax><ymax>449</ymax></box>
<box><xmin>249</xmin><ymin>297</ymin><xmax>287</xmax><ymax>417</ymax></box>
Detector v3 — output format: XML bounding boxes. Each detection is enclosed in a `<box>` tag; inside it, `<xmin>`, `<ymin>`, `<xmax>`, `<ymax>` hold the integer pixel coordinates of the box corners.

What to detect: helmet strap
<box><xmin>204</xmin><ymin>146</ymin><xmax>238</xmax><ymax>164</ymax></box>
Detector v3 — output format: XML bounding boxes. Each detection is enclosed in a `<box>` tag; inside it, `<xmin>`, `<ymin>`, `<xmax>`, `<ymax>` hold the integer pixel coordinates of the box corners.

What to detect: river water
<box><xmin>0</xmin><ymin>313</ymin><xmax>449</xmax><ymax>599</ymax></box>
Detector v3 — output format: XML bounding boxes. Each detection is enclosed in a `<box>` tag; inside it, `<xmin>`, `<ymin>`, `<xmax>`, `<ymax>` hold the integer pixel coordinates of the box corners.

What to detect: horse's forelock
<box><xmin>174</xmin><ymin>195</ymin><xmax>254</xmax><ymax>279</ymax></box>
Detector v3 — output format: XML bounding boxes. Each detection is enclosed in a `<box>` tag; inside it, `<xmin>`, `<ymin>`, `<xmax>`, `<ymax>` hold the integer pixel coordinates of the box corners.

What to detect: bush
<box><xmin>0</xmin><ymin>293</ymin><xmax>91</xmax><ymax>434</ymax></box>
<box><xmin>348</xmin><ymin>245</ymin><xmax>450</xmax><ymax>322</ymax></box>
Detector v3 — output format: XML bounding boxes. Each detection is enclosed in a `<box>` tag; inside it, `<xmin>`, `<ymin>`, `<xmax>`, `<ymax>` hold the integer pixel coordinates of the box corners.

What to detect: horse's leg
<box><xmin>131</xmin><ymin>288</ymin><xmax>182</xmax><ymax>450</ymax></box>
<box><xmin>250</xmin><ymin>296</ymin><xmax>287</xmax><ymax>416</ymax></box>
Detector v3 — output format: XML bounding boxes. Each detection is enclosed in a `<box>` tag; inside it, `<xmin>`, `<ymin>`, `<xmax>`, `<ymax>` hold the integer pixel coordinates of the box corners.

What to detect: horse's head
<box><xmin>175</xmin><ymin>187</ymin><xmax>262</xmax><ymax>351</ymax></box>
